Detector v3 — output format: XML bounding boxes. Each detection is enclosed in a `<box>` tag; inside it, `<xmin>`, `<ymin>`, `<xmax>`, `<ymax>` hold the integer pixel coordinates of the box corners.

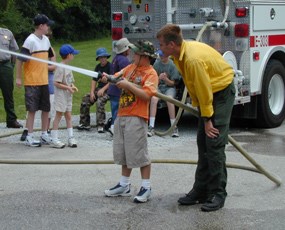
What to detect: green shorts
<box><xmin>113</xmin><ymin>116</ymin><xmax>151</xmax><ymax>168</ymax></box>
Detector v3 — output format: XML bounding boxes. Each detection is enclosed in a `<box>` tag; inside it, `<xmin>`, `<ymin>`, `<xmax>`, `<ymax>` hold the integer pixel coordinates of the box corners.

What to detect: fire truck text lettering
<box><xmin>254</xmin><ymin>35</ymin><xmax>269</xmax><ymax>47</ymax></box>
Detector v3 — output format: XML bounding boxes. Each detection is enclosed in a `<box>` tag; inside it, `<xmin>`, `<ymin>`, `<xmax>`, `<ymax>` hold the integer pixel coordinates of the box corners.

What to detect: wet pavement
<box><xmin>0</xmin><ymin>112</ymin><xmax>284</xmax><ymax>230</ymax></box>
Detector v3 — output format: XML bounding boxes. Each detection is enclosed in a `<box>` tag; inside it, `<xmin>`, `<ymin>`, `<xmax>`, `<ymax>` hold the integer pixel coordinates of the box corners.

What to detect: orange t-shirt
<box><xmin>21</xmin><ymin>34</ymin><xmax>52</xmax><ymax>86</ymax></box>
<box><xmin>117</xmin><ymin>64</ymin><xmax>158</xmax><ymax>121</ymax></box>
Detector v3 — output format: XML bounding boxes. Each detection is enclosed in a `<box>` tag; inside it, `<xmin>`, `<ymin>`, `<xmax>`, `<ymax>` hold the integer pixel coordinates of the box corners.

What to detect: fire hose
<box><xmin>0</xmin><ymin>48</ymin><xmax>282</xmax><ymax>186</ymax></box>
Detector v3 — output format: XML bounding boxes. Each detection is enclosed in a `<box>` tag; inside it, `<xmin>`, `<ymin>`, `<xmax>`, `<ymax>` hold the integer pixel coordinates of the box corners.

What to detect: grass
<box><xmin>0</xmin><ymin>36</ymin><xmax>112</xmax><ymax>123</ymax></box>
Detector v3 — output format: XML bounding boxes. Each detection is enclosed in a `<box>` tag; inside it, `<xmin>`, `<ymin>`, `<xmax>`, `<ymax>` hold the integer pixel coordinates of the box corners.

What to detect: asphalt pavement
<box><xmin>0</xmin><ymin>112</ymin><xmax>284</xmax><ymax>230</ymax></box>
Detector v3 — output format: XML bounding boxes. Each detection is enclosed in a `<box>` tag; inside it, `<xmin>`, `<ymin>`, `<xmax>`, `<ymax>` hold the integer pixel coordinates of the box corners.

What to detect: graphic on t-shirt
<box><xmin>120</xmin><ymin>90</ymin><xmax>135</xmax><ymax>108</ymax></box>
<box><xmin>66</xmin><ymin>72</ymin><xmax>73</xmax><ymax>86</ymax></box>
<box><xmin>119</xmin><ymin>75</ymin><xmax>142</xmax><ymax>108</ymax></box>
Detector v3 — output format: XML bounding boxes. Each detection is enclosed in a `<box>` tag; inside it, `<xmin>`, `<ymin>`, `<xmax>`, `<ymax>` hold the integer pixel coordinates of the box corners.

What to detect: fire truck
<box><xmin>110</xmin><ymin>0</ymin><xmax>285</xmax><ymax>128</ymax></box>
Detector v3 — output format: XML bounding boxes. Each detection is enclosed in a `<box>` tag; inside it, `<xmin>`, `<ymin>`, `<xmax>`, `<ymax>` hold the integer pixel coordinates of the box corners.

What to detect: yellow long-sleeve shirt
<box><xmin>173</xmin><ymin>40</ymin><xmax>234</xmax><ymax>117</ymax></box>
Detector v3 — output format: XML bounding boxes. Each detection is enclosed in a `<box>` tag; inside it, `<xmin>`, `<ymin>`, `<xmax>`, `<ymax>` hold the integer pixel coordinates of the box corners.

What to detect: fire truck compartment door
<box><xmin>253</xmin><ymin>5</ymin><xmax>285</xmax><ymax>31</ymax></box>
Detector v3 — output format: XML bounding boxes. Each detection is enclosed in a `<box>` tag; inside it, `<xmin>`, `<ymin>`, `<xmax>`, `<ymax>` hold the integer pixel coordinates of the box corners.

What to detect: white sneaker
<box><xmin>110</xmin><ymin>125</ymin><xmax>114</xmax><ymax>135</ymax></box>
<box><xmin>41</xmin><ymin>134</ymin><xmax>52</xmax><ymax>145</ymax></box>
<box><xmin>97</xmin><ymin>126</ymin><xmax>104</xmax><ymax>133</ymax></box>
<box><xmin>104</xmin><ymin>183</ymin><xmax>131</xmax><ymax>197</ymax></box>
<box><xmin>25</xmin><ymin>136</ymin><xmax>41</xmax><ymax>147</ymax></box>
<box><xmin>133</xmin><ymin>187</ymin><xmax>151</xmax><ymax>203</ymax></box>
<box><xmin>172</xmin><ymin>127</ymin><xmax>179</xmax><ymax>138</ymax></box>
<box><xmin>77</xmin><ymin>124</ymin><xmax>91</xmax><ymax>131</ymax></box>
<box><xmin>68</xmin><ymin>137</ymin><xmax>77</xmax><ymax>148</ymax></box>
<box><xmin>51</xmin><ymin>138</ymin><xmax>65</xmax><ymax>149</ymax></box>
<box><xmin>147</xmin><ymin>126</ymin><xmax>154</xmax><ymax>137</ymax></box>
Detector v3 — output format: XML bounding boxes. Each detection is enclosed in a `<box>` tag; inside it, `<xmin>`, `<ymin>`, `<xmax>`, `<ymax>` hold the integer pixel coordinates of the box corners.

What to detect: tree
<box><xmin>0</xmin><ymin>0</ymin><xmax>111</xmax><ymax>42</ymax></box>
<box><xmin>0</xmin><ymin>0</ymin><xmax>31</xmax><ymax>42</ymax></box>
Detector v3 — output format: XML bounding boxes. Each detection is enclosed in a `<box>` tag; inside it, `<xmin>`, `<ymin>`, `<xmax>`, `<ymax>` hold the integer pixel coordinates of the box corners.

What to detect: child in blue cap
<box><xmin>50</xmin><ymin>44</ymin><xmax>79</xmax><ymax>148</ymax></box>
<box><xmin>77</xmin><ymin>47</ymin><xmax>111</xmax><ymax>133</ymax></box>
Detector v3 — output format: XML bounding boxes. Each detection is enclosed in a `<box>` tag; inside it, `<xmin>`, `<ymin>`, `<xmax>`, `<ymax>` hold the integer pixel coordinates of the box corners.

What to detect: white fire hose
<box><xmin>0</xmin><ymin>48</ymin><xmax>281</xmax><ymax>186</ymax></box>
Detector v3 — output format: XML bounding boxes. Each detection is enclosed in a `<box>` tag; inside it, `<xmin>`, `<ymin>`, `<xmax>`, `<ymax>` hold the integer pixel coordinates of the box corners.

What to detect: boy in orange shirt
<box><xmin>104</xmin><ymin>40</ymin><xmax>158</xmax><ymax>203</ymax></box>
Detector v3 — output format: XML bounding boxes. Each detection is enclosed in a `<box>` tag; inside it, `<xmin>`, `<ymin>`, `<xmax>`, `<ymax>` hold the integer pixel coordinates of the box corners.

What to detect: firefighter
<box><xmin>0</xmin><ymin>27</ymin><xmax>23</xmax><ymax>128</ymax></box>
<box><xmin>156</xmin><ymin>24</ymin><xmax>235</xmax><ymax>212</ymax></box>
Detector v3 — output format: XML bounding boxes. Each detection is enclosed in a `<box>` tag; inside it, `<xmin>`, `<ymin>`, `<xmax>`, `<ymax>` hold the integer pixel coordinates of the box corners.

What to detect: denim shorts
<box><xmin>159</xmin><ymin>87</ymin><xmax>176</xmax><ymax>98</ymax></box>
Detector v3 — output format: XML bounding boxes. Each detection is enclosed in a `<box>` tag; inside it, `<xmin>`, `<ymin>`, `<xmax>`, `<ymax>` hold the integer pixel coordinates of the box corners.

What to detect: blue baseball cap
<box><xmin>59</xmin><ymin>44</ymin><xmax>80</xmax><ymax>56</ymax></box>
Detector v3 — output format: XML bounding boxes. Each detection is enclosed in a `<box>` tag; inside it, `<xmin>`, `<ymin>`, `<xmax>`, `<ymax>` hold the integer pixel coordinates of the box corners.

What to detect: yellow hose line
<box><xmin>0</xmin><ymin>125</ymin><xmax>96</xmax><ymax>139</ymax></box>
<box><xmin>0</xmin><ymin>97</ymin><xmax>281</xmax><ymax>186</ymax></box>
<box><xmin>154</xmin><ymin>87</ymin><xmax>189</xmax><ymax>136</ymax></box>
<box><xmin>0</xmin><ymin>81</ymin><xmax>281</xmax><ymax>186</ymax></box>
<box><xmin>155</xmin><ymin>92</ymin><xmax>282</xmax><ymax>186</ymax></box>
<box><xmin>0</xmin><ymin>130</ymin><xmax>25</xmax><ymax>138</ymax></box>
<box><xmin>0</xmin><ymin>158</ymin><xmax>262</xmax><ymax>173</ymax></box>
<box><xmin>228</xmin><ymin>136</ymin><xmax>282</xmax><ymax>186</ymax></box>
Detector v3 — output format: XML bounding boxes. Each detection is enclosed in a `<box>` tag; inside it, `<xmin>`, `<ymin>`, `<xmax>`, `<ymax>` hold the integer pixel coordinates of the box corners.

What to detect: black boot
<box><xmin>178</xmin><ymin>189</ymin><xmax>207</xmax><ymax>205</ymax></box>
<box><xmin>201</xmin><ymin>194</ymin><xmax>225</xmax><ymax>212</ymax></box>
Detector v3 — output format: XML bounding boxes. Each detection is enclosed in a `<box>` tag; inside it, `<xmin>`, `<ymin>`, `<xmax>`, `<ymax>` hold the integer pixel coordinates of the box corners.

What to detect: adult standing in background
<box><xmin>0</xmin><ymin>27</ymin><xmax>23</xmax><ymax>128</ymax></box>
<box><xmin>46</xmin><ymin>29</ymin><xmax>57</xmax><ymax>133</ymax></box>
<box><xmin>108</xmin><ymin>38</ymin><xmax>131</xmax><ymax>133</ymax></box>
<box><xmin>156</xmin><ymin>24</ymin><xmax>235</xmax><ymax>212</ymax></box>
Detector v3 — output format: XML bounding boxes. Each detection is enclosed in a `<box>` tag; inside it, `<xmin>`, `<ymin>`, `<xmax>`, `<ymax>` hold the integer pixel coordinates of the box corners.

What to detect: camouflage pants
<box><xmin>79</xmin><ymin>90</ymin><xmax>109</xmax><ymax>127</ymax></box>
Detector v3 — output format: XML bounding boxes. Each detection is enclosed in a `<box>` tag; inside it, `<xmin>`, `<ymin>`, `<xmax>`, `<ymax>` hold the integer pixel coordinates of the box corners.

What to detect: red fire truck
<box><xmin>110</xmin><ymin>0</ymin><xmax>285</xmax><ymax>128</ymax></box>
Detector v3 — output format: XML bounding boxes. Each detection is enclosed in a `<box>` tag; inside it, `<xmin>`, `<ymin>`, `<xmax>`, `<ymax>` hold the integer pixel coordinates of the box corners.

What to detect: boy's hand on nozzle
<box><xmin>104</xmin><ymin>73</ymin><xmax>123</xmax><ymax>84</ymax></box>
<box><xmin>101</xmin><ymin>72</ymin><xmax>124</xmax><ymax>84</ymax></box>
<box><xmin>116</xmin><ymin>77</ymin><xmax>129</xmax><ymax>89</ymax></box>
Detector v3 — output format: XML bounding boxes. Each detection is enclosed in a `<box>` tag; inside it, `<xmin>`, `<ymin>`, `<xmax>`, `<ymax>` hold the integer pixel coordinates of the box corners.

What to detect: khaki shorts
<box><xmin>113</xmin><ymin>116</ymin><xmax>150</xmax><ymax>168</ymax></box>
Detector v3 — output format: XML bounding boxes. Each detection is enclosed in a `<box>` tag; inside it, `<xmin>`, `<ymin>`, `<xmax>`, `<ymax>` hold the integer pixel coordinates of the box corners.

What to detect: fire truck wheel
<box><xmin>256</xmin><ymin>59</ymin><xmax>285</xmax><ymax>128</ymax></box>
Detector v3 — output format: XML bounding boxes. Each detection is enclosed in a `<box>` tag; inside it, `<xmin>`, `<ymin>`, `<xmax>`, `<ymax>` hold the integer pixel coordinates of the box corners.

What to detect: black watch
<box><xmin>203</xmin><ymin>117</ymin><xmax>211</xmax><ymax>122</ymax></box>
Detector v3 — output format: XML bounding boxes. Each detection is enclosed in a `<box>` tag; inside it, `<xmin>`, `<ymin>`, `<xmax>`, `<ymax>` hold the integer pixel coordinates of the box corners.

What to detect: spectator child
<box><xmin>148</xmin><ymin>50</ymin><xmax>181</xmax><ymax>138</ymax></box>
<box><xmin>20</xmin><ymin>29</ymin><xmax>57</xmax><ymax>142</ymax></box>
<box><xmin>108</xmin><ymin>38</ymin><xmax>131</xmax><ymax>133</ymax></box>
<box><xmin>46</xmin><ymin>29</ymin><xmax>57</xmax><ymax>133</ymax></box>
<box><xmin>50</xmin><ymin>44</ymin><xmax>79</xmax><ymax>148</ymax></box>
<box><xmin>16</xmin><ymin>14</ymin><xmax>54</xmax><ymax>147</ymax></box>
<box><xmin>77</xmin><ymin>47</ymin><xmax>111</xmax><ymax>133</ymax></box>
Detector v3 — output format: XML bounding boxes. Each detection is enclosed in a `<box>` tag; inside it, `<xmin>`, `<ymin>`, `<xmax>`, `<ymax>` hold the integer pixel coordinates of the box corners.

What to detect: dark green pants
<box><xmin>193</xmin><ymin>81</ymin><xmax>235</xmax><ymax>199</ymax></box>
<box><xmin>0</xmin><ymin>62</ymin><xmax>17</xmax><ymax>124</ymax></box>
